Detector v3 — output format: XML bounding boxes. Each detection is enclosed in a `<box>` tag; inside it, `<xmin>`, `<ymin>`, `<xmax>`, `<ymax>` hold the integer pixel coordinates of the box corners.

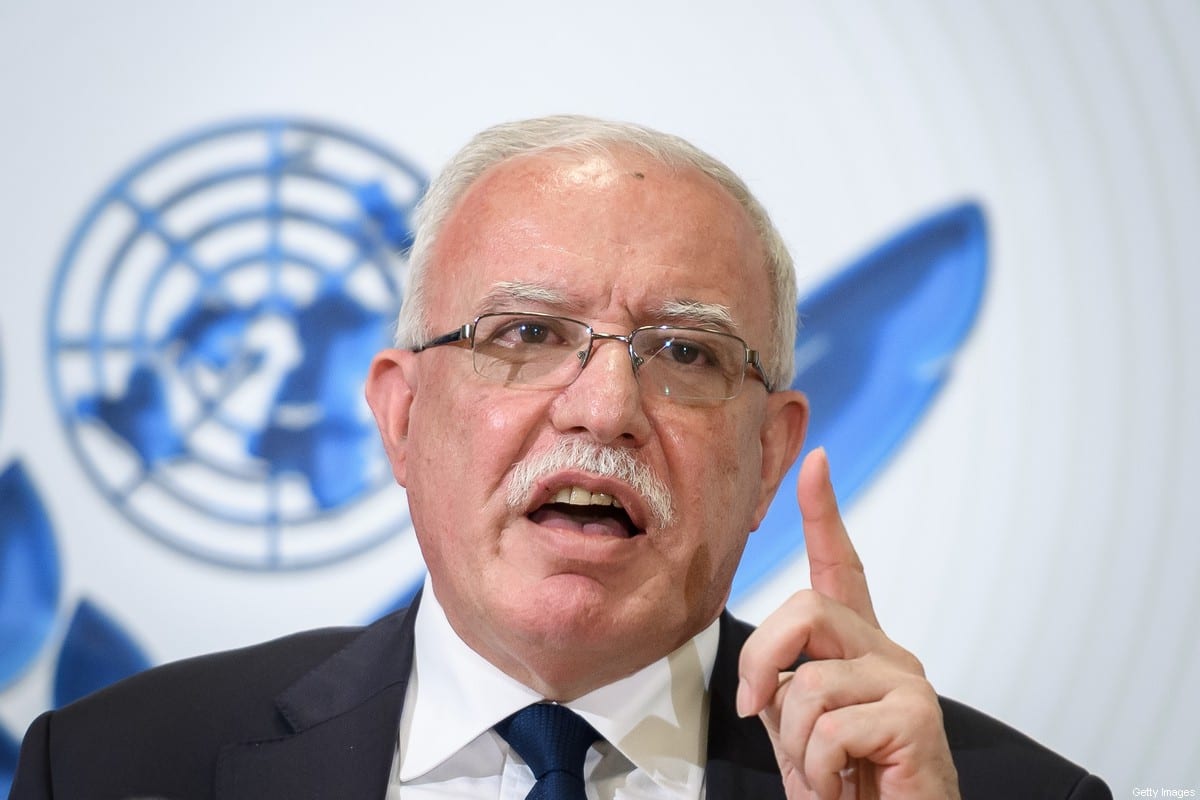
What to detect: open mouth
<box><xmin>527</xmin><ymin>486</ymin><xmax>643</xmax><ymax>538</ymax></box>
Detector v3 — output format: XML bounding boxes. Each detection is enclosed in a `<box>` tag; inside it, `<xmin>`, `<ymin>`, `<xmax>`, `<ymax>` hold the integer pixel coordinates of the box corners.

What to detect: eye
<box><xmin>517</xmin><ymin>322</ymin><xmax>550</xmax><ymax>344</ymax></box>
<box><xmin>662</xmin><ymin>337</ymin><xmax>713</xmax><ymax>367</ymax></box>
<box><xmin>487</xmin><ymin>316</ymin><xmax>572</xmax><ymax>348</ymax></box>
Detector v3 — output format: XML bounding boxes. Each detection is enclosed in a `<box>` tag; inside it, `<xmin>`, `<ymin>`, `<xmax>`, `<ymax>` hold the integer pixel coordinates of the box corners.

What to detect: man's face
<box><xmin>367</xmin><ymin>149</ymin><xmax>807</xmax><ymax>697</ymax></box>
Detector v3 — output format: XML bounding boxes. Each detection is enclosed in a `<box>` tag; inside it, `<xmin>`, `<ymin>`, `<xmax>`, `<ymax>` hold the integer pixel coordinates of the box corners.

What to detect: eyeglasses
<box><xmin>411</xmin><ymin>311</ymin><xmax>774</xmax><ymax>401</ymax></box>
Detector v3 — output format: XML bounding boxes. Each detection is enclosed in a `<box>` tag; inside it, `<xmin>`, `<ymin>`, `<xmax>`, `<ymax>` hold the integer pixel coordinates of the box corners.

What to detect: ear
<box><xmin>365</xmin><ymin>348</ymin><xmax>418</xmax><ymax>487</ymax></box>
<box><xmin>752</xmin><ymin>389</ymin><xmax>809</xmax><ymax>528</ymax></box>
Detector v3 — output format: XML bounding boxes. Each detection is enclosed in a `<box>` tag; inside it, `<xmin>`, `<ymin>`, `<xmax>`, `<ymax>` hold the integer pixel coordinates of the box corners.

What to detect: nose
<box><xmin>548</xmin><ymin>334</ymin><xmax>652</xmax><ymax>446</ymax></box>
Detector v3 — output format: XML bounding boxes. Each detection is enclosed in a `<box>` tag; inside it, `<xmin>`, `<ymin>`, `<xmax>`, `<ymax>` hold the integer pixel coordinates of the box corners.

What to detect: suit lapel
<box><xmin>704</xmin><ymin>612</ymin><xmax>788</xmax><ymax>800</ymax></box>
<box><xmin>215</xmin><ymin>595</ymin><xmax>421</xmax><ymax>800</ymax></box>
<box><xmin>215</xmin><ymin>601</ymin><xmax>786</xmax><ymax>799</ymax></box>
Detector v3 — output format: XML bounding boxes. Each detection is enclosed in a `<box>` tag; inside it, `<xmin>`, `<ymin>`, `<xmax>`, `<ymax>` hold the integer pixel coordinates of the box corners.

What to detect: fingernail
<box><xmin>814</xmin><ymin>446</ymin><xmax>830</xmax><ymax>474</ymax></box>
<box><xmin>736</xmin><ymin>678</ymin><xmax>752</xmax><ymax>718</ymax></box>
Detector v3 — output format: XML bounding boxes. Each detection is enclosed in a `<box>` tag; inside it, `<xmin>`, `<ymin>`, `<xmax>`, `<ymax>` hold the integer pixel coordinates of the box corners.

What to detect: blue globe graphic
<box><xmin>46</xmin><ymin>118</ymin><xmax>427</xmax><ymax>569</ymax></box>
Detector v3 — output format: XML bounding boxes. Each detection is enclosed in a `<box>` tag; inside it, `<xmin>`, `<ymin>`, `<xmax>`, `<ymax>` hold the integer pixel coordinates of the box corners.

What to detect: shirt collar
<box><xmin>398</xmin><ymin>576</ymin><xmax>720</xmax><ymax>793</ymax></box>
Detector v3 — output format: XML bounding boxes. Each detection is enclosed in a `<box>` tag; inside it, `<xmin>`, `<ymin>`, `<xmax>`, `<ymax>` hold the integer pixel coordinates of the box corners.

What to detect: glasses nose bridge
<box><xmin>581</xmin><ymin>329</ymin><xmax>640</xmax><ymax>373</ymax></box>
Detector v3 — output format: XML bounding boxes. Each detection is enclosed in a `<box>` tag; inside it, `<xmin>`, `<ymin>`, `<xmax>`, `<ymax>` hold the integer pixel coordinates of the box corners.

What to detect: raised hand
<box><xmin>737</xmin><ymin>448</ymin><xmax>960</xmax><ymax>799</ymax></box>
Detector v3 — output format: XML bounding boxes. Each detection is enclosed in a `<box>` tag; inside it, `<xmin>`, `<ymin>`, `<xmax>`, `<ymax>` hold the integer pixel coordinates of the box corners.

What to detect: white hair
<box><xmin>395</xmin><ymin>115</ymin><xmax>797</xmax><ymax>389</ymax></box>
<box><xmin>506</xmin><ymin>438</ymin><xmax>674</xmax><ymax>528</ymax></box>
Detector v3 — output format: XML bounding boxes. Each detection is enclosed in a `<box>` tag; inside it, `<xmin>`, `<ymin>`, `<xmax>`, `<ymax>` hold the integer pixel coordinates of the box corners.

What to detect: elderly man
<box><xmin>10</xmin><ymin>116</ymin><xmax>1110</xmax><ymax>799</ymax></box>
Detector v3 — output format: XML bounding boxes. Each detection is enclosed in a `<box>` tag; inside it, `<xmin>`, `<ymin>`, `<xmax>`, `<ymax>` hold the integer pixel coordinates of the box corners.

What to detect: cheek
<box><xmin>410</xmin><ymin>379</ymin><xmax>548</xmax><ymax>498</ymax></box>
<box><xmin>406</xmin><ymin>383</ymin><xmax>543</xmax><ymax>572</ymax></box>
<box><xmin>655</xmin><ymin>411</ymin><xmax>763</xmax><ymax>601</ymax></box>
<box><xmin>658</xmin><ymin>411</ymin><xmax>763</xmax><ymax>518</ymax></box>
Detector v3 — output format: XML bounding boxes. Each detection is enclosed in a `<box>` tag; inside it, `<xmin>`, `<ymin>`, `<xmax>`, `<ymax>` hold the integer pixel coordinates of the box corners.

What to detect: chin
<box><xmin>507</xmin><ymin>574</ymin><xmax>645</xmax><ymax>645</ymax></box>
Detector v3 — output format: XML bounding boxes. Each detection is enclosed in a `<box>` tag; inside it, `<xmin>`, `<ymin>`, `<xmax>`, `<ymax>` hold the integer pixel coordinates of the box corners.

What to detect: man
<box><xmin>10</xmin><ymin>116</ymin><xmax>1111</xmax><ymax>799</ymax></box>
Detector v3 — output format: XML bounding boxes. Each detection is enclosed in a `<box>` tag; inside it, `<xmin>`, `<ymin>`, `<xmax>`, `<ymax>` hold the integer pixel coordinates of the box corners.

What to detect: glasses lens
<box><xmin>471</xmin><ymin>313</ymin><xmax>589</xmax><ymax>386</ymax></box>
<box><xmin>632</xmin><ymin>328</ymin><xmax>747</xmax><ymax>400</ymax></box>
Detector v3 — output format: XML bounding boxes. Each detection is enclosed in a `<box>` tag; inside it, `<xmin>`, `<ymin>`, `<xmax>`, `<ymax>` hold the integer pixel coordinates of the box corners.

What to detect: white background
<box><xmin>1</xmin><ymin>1</ymin><xmax>1197</xmax><ymax>792</ymax></box>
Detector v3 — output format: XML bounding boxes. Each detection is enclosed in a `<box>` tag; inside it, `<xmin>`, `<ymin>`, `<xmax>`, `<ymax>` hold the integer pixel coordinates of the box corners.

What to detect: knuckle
<box><xmin>878</xmin><ymin>641</ymin><xmax>925</xmax><ymax>676</ymax></box>
<box><xmin>788</xmin><ymin>589</ymin><xmax>828</xmax><ymax>620</ymax></box>
<box><xmin>812</xmin><ymin>711</ymin><xmax>843</xmax><ymax>743</ymax></box>
<box><xmin>787</xmin><ymin>588</ymin><xmax>817</xmax><ymax>608</ymax></box>
<box><xmin>894</xmin><ymin>681</ymin><xmax>944</xmax><ymax>730</ymax></box>
<box><xmin>792</xmin><ymin>662</ymin><xmax>826</xmax><ymax>695</ymax></box>
<box><xmin>897</xmin><ymin>645</ymin><xmax>926</xmax><ymax>676</ymax></box>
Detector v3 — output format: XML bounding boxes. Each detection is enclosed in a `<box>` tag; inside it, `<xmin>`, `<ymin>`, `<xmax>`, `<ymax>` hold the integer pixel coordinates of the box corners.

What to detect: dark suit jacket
<box><xmin>10</xmin><ymin>599</ymin><xmax>1111</xmax><ymax>799</ymax></box>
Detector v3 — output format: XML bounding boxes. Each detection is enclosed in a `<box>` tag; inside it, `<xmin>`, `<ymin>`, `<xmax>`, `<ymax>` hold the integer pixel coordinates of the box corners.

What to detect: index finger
<box><xmin>799</xmin><ymin>447</ymin><xmax>879</xmax><ymax>627</ymax></box>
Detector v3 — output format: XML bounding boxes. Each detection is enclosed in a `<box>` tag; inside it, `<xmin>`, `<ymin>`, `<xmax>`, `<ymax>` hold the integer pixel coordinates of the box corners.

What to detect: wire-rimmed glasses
<box><xmin>411</xmin><ymin>311</ymin><xmax>773</xmax><ymax>402</ymax></box>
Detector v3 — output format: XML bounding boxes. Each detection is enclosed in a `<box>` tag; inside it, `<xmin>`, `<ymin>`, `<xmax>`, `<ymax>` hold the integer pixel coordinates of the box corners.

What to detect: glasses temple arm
<box><xmin>410</xmin><ymin>323</ymin><xmax>475</xmax><ymax>353</ymax></box>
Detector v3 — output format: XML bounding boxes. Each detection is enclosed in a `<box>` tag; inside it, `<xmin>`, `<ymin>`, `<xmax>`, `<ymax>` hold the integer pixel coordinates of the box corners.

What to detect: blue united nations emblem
<box><xmin>46</xmin><ymin>118</ymin><xmax>426</xmax><ymax>570</ymax></box>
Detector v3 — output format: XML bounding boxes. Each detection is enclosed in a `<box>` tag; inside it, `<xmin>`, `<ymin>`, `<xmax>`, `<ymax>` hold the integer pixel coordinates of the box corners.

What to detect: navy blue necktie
<box><xmin>495</xmin><ymin>703</ymin><xmax>601</xmax><ymax>800</ymax></box>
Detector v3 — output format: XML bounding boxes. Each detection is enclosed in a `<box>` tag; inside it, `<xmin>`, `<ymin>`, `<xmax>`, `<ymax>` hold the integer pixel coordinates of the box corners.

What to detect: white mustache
<box><xmin>506</xmin><ymin>439</ymin><xmax>675</xmax><ymax>528</ymax></box>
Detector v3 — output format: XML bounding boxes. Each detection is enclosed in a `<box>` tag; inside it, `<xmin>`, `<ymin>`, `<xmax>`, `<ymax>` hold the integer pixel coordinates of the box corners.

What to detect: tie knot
<box><xmin>495</xmin><ymin>703</ymin><xmax>600</xmax><ymax>784</ymax></box>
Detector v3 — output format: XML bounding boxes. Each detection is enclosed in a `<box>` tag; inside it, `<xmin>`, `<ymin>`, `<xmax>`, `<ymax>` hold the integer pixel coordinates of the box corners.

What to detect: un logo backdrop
<box><xmin>48</xmin><ymin>118</ymin><xmax>424</xmax><ymax>570</ymax></box>
<box><xmin>0</xmin><ymin>119</ymin><xmax>432</xmax><ymax>784</ymax></box>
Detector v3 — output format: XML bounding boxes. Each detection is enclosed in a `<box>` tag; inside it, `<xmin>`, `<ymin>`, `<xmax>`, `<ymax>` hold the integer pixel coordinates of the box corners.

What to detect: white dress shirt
<box><xmin>387</xmin><ymin>578</ymin><xmax>720</xmax><ymax>799</ymax></box>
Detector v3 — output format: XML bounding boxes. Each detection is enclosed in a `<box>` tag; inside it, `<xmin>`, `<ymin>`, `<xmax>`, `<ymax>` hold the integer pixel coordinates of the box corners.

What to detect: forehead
<box><xmin>425</xmin><ymin>148</ymin><xmax>770</xmax><ymax>331</ymax></box>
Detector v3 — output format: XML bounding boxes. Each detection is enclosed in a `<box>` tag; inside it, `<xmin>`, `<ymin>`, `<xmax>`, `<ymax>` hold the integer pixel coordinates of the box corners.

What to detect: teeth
<box><xmin>552</xmin><ymin>486</ymin><xmax>622</xmax><ymax>508</ymax></box>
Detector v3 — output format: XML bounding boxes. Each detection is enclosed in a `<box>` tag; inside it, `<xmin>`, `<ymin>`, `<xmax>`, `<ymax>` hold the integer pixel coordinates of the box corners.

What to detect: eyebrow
<box><xmin>477</xmin><ymin>281</ymin><xmax>572</xmax><ymax>313</ymax></box>
<box><xmin>476</xmin><ymin>283</ymin><xmax>738</xmax><ymax>332</ymax></box>
<box><xmin>654</xmin><ymin>299</ymin><xmax>738</xmax><ymax>332</ymax></box>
